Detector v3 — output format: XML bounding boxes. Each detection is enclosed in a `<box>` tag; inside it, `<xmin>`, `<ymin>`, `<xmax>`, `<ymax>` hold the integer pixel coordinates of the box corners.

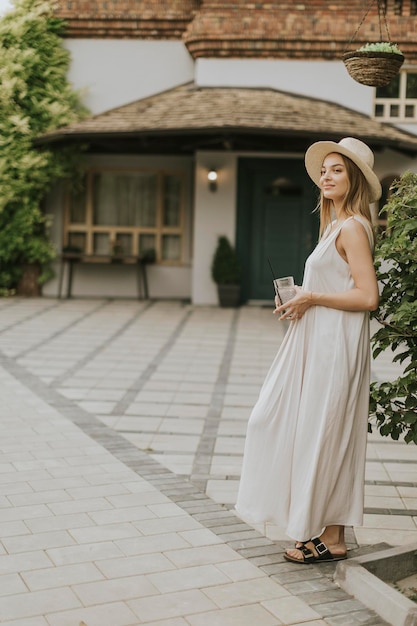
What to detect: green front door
<box><xmin>236</xmin><ymin>158</ymin><xmax>318</xmax><ymax>302</ymax></box>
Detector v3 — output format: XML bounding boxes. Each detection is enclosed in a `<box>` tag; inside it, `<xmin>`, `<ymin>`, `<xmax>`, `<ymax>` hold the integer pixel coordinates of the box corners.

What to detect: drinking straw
<box><xmin>267</xmin><ymin>257</ymin><xmax>276</xmax><ymax>282</ymax></box>
<box><xmin>267</xmin><ymin>257</ymin><xmax>281</xmax><ymax>303</ymax></box>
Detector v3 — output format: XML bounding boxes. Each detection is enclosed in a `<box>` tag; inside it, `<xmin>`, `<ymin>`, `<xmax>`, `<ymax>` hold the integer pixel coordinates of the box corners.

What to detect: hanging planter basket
<box><xmin>342</xmin><ymin>49</ymin><xmax>404</xmax><ymax>87</ymax></box>
<box><xmin>342</xmin><ymin>0</ymin><xmax>404</xmax><ymax>87</ymax></box>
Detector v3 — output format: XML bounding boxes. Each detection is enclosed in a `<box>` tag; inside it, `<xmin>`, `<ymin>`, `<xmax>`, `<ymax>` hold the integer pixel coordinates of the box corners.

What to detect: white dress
<box><xmin>235</xmin><ymin>216</ymin><xmax>373</xmax><ymax>541</ymax></box>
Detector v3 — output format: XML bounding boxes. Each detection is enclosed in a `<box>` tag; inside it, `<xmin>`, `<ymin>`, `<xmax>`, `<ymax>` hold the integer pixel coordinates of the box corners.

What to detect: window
<box><xmin>374</xmin><ymin>71</ymin><xmax>417</xmax><ymax>122</ymax></box>
<box><xmin>64</xmin><ymin>168</ymin><xmax>185</xmax><ymax>263</ymax></box>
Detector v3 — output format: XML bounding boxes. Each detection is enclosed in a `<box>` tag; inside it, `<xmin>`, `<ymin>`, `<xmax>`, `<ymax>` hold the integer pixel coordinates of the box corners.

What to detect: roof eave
<box><xmin>33</xmin><ymin>126</ymin><xmax>417</xmax><ymax>155</ymax></box>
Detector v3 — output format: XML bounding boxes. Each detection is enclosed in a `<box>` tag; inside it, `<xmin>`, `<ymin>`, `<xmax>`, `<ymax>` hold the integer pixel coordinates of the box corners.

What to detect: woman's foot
<box><xmin>285</xmin><ymin>526</ymin><xmax>347</xmax><ymax>564</ymax></box>
<box><xmin>319</xmin><ymin>525</ymin><xmax>347</xmax><ymax>557</ymax></box>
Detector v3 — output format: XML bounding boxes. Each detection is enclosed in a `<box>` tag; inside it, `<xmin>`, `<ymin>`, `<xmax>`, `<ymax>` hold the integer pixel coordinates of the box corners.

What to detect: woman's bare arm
<box><xmin>275</xmin><ymin>219</ymin><xmax>379</xmax><ymax>320</ymax></box>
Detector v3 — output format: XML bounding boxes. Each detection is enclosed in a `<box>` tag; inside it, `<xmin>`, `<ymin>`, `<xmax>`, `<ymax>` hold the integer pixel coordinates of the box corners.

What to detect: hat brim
<box><xmin>305</xmin><ymin>141</ymin><xmax>382</xmax><ymax>203</ymax></box>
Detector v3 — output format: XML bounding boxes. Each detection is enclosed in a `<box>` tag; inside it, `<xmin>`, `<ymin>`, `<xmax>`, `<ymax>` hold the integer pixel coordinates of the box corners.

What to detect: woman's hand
<box><xmin>274</xmin><ymin>287</ymin><xmax>313</xmax><ymax>321</ymax></box>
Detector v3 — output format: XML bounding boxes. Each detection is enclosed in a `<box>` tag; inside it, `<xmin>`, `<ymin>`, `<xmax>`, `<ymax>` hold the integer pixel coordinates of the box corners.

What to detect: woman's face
<box><xmin>319</xmin><ymin>152</ymin><xmax>349</xmax><ymax>205</ymax></box>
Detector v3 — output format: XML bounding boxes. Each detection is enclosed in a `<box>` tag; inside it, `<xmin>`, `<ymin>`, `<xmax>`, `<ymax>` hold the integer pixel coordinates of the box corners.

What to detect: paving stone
<box><xmin>237</xmin><ymin>544</ymin><xmax>284</xmax><ymax>558</ymax></box>
<box><xmin>128</xmin><ymin>589</ymin><xmax>217</xmax><ymax>622</ymax></box>
<box><xmin>261</xmin><ymin>562</ymin><xmax>308</xmax><ymax>576</ymax></box>
<box><xmin>284</xmin><ymin>579</ymin><xmax>341</xmax><ymax>594</ymax></box>
<box><xmin>228</xmin><ymin>537</ymin><xmax>277</xmax><ymax>550</ymax></box>
<box><xmin>194</xmin><ymin>512</ymin><xmax>241</xmax><ymax>524</ymax></box>
<box><xmin>324</xmin><ymin>612</ymin><xmax>389</xmax><ymax>626</ymax></box>
<box><xmin>170</xmin><ymin>494</ymin><xmax>210</xmax><ymax>504</ymax></box>
<box><xmin>249</xmin><ymin>553</ymin><xmax>286</xmax><ymax>567</ymax></box>
<box><xmin>271</xmin><ymin>569</ymin><xmax>326</xmax><ymax>584</ymax></box>
<box><xmin>315</xmin><ymin>599</ymin><xmax>379</xmax><ymax>617</ymax></box>
<box><xmin>206</xmin><ymin>523</ymin><xmax>253</xmax><ymax>534</ymax></box>
<box><xmin>299</xmin><ymin>589</ymin><xmax>352</xmax><ymax>605</ymax></box>
<box><xmin>218</xmin><ymin>529</ymin><xmax>264</xmax><ymax>541</ymax></box>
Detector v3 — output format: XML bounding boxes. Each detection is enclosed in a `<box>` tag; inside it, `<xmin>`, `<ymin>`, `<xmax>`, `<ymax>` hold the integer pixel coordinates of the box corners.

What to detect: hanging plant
<box><xmin>343</xmin><ymin>43</ymin><xmax>404</xmax><ymax>88</ymax></box>
<box><xmin>358</xmin><ymin>42</ymin><xmax>402</xmax><ymax>54</ymax></box>
<box><xmin>342</xmin><ymin>0</ymin><xmax>404</xmax><ymax>87</ymax></box>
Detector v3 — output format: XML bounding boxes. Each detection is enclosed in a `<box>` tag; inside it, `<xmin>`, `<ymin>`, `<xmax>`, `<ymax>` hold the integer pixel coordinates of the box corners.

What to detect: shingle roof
<box><xmin>37</xmin><ymin>83</ymin><xmax>417</xmax><ymax>153</ymax></box>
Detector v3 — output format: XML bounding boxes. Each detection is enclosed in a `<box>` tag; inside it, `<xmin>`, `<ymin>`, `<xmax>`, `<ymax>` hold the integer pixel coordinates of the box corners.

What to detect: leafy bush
<box><xmin>369</xmin><ymin>171</ymin><xmax>417</xmax><ymax>443</ymax></box>
<box><xmin>211</xmin><ymin>236</ymin><xmax>241</xmax><ymax>285</ymax></box>
<box><xmin>0</xmin><ymin>0</ymin><xmax>88</xmax><ymax>293</ymax></box>
<box><xmin>358</xmin><ymin>42</ymin><xmax>403</xmax><ymax>55</ymax></box>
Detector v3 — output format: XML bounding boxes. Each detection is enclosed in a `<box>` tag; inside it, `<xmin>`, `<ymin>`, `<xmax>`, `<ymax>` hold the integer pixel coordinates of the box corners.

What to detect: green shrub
<box><xmin>369</xmin><ymin>171</ymin><xmax>417</xmax><ymax>443</ymax></box>
<box><xmin>0</xmin><ymin>0</ymin><xmax>88</xmax><ymax>293</ymax></box>
<box><xmin>211</xmin><ymin>236</ymin><xmax>241</xmax><ymax>285</ymax></box>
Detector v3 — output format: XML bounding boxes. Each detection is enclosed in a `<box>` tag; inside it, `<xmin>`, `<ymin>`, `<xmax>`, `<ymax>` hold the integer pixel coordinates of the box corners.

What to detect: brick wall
<box><xmin>53</xmin><ymin>0</ymin><xmax>417</xmax><ymax>61</ymax></box>
<box><xmin>183</xmin><ymin>1</ymin><xmax>417</xmax><ymax>59</ymax></box>
<box><xmin>53</xmin><ymin>0</ymin><xmax>199</xmax><ymax>38</ymax></box>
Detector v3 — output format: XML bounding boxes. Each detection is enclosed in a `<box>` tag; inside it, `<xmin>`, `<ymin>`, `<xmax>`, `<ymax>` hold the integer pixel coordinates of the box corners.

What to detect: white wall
<box><xmin>192</xmin><ymin>152</ymin><xmax>238</xmax><ymax>305</ymax></box>
<box><xmin>50</xmin><ymin>264</ymin><xmax>192</xmax><ymax>300</ymax></box>
<box><xmin>64</xmin><ymin>39</ymin><xmax>195</xmax><ymax>114</ymax></box>
<box><xmin>196</xmin><ymin>58</ymin><xmax>374</xmax><ymax>116</ymax></box>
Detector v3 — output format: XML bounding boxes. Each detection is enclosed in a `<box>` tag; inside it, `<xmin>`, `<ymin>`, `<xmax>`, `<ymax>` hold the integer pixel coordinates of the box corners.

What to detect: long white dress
<box><xmin>235</xmin><ymin>216</ymin><xmax>373</xmax><ymax>541</ymax></box>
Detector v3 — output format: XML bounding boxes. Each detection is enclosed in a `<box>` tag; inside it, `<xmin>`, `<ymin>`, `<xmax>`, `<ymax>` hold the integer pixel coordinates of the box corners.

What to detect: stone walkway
<box><xmin>0</xmin><ymin>298</ymin><xmax>415</xmax><ymax>625</ymax></box>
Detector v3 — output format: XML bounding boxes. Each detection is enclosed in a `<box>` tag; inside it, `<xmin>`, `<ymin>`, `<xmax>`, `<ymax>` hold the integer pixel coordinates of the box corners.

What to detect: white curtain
<box><xmin>93</xmin><ymin>173</ymin><xmax>157</xmax><ymax>226</ymax></box>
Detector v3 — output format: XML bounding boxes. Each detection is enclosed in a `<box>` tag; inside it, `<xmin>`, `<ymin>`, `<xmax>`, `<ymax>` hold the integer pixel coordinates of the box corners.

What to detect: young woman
<box><xmin>235</xmin><ymin>137</ymin><xmax>381</xmax><ymax>564</ymax></box>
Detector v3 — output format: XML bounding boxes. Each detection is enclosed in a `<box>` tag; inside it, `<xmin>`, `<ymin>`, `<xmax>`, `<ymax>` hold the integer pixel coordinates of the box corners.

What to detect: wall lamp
<box><xmin>208</xmin><ymin>168</ymin><xmax>218</xmax><ymax>192</ymax></box>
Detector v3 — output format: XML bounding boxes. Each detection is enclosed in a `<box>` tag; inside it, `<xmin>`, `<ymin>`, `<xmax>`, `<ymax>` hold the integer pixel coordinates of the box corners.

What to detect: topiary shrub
<box><xmin>369</xmin><ymin>171</ymin><xmax>417</xmax><ymax>443</ymax></box>
<box><xmin>211</xmin><ymin>236</ymin><xmax>242</xmax><ymax>307</ymax></box>
<box><xmin>211</xmin><ymin>236</ymin><xmax>241</xmax><ymax>285</ymax></box>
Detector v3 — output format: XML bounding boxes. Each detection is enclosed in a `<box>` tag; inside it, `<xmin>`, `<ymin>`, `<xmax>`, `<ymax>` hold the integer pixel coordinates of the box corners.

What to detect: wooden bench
<box><xmin>58</xmin><ymin>253</ymin><xmax>150</xmax><ymax>299</ymax></box>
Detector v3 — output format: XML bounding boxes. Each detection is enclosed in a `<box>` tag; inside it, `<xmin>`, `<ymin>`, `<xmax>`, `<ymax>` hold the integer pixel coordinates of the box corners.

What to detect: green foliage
<box><xmin>358</xmin><ymin>42</ymin><xmax>403</xmax><ymax>55</ymax></box>
<box><xmin>0</xmin><ymin>0</ymin><xmax>88</xmax><ymax>292</ymax></box>
<box><xmin>369</xmin><ymin>171</ymin><xmax>417</xmax><ymax>443</ymax></box>
<box><xmin>211</xmin><ymin>236</ymin><xmax>241</xmax><ymax>285</ymax></box>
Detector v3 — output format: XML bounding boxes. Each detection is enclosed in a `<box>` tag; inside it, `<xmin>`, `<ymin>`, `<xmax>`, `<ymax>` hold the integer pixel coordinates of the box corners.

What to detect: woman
<box><xmin>235</xmin><ymin>137</ymin><xmax>381</xmax><ymax>565</ymax></box>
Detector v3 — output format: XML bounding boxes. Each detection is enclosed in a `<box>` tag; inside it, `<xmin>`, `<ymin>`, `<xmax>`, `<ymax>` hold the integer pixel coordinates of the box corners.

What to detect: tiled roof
<box><xmin>37</xmin><ymin>83</ymin><xmax>417</xmax><ymax>153</ymax></box>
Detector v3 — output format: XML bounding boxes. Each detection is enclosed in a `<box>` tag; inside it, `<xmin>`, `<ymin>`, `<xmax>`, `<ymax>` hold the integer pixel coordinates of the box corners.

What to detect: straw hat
<box><xmin>305</xmin><ymin>137</ymin><xmax>382</xmax><ymax>202</ymax></box>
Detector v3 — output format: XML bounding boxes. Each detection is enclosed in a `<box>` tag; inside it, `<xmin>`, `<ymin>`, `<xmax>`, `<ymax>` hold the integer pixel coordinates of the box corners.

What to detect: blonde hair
<box><xmin>318</xmin><ymin>154</ymin><xmax>375</xmax><ymax>242</ymax></box>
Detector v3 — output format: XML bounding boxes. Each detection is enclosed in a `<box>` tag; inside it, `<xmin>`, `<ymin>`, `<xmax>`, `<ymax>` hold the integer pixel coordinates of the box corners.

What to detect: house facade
<box><xmin>41</xmin><ymin>0</ymin><xmax>417</xmax><ymax>304</ymax></box>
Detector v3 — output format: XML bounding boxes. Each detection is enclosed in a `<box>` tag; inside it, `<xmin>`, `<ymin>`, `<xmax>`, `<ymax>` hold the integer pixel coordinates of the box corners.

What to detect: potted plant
<box><xmin>111</xmin><ymin>239</ymin><xmax>124</xmax><ymax>262</ymax></box>
<box><xmin>343</xmin><ymin>42</ymin><xmax>404</xmax><ymax>87</ymax></box>
<box><xmin>211</xmin><ymin>236</ymin><xmax>241</xmax><ymax>307</ymax></box>
<box><xmin>139</xmin><ymin>248</ymin><xmax>156</xmax><ymax>264</ymax></box>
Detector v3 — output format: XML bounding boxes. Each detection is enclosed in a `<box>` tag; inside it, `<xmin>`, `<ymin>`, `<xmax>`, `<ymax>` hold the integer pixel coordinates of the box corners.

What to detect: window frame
<box><xmin>374</xmin><ymin>69</ymin><xmax>417</xmax><ymax>122</ymax></box>
<box><xmin>63</xmin><ymin>166</ymin><xmax>186</xmax><ymax>265</ymax></box>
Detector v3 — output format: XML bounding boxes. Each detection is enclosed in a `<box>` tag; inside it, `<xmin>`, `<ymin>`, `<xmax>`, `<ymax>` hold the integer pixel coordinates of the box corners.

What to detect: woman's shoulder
<box><xmin>341</xmin><ymin>215</ymin><xmax>374</xmax><ymax>248</ymax></box>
